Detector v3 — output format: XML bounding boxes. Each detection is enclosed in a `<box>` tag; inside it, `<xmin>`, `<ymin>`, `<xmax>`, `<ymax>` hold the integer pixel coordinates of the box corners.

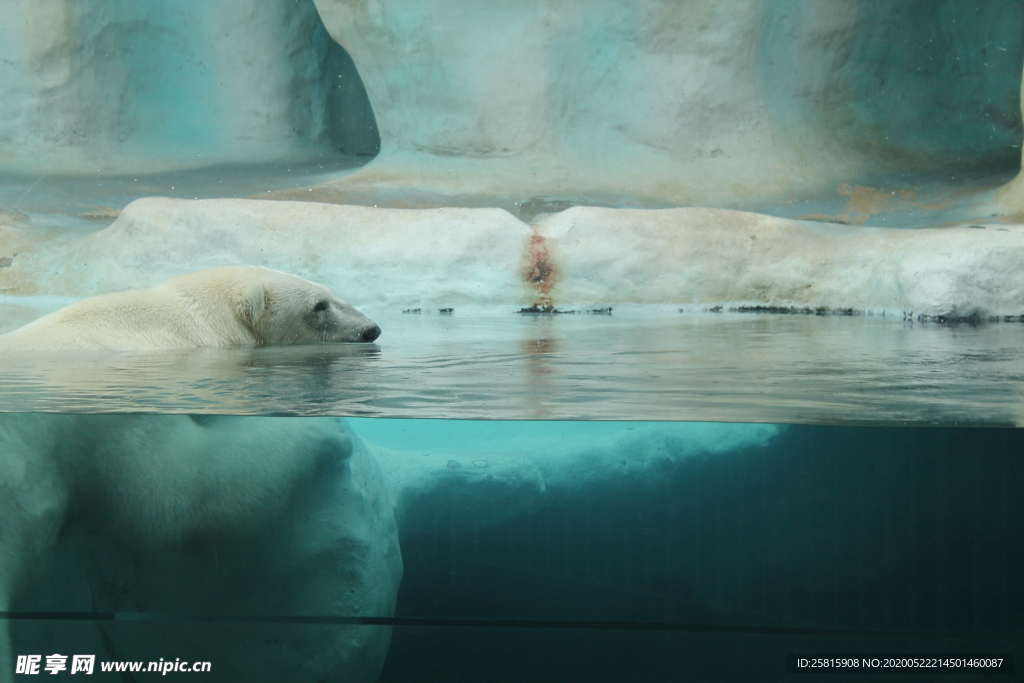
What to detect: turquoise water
<box><xmin>381</xmin><ymin>420</ymin><xmax>1024</xmax><ymax>681</ymax></box>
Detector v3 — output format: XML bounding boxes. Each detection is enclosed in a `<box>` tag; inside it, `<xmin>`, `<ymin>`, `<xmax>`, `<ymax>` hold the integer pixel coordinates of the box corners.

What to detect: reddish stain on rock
<box><xmin>523</xmin><ymin>233</ymin><xmax>558</xmax><ymax>307</ymax></box>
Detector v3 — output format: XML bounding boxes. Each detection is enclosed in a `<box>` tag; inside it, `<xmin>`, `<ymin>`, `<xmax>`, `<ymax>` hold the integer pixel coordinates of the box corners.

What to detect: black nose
<box><xmin>360</xmin><ymin>324</ymin><xmax>381</xmax><ymax>342</ymax></box>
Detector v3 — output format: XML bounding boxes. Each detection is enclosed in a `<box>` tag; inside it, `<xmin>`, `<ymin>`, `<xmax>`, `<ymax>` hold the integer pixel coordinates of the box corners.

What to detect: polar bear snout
<box><xmin>310</xmin><ymin>299</ymin><xmax>381</xmax><ymax>343</ymax></box>
<box><xmin>359</xmin><ymin>323</ymin><xmax>381</xmax><ymax>342</ymax></box>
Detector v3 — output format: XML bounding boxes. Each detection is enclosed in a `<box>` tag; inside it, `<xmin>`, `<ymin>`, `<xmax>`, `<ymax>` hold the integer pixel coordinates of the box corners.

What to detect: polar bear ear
<box><xmin>238</xmin><ymin>282</ymin><xmax>269</xmax><ymax>331</ymax></box>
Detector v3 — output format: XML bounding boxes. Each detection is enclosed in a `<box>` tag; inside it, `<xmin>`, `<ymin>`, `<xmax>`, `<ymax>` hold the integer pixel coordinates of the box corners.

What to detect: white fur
<box><xmin>0</xmin><ymin>414</ymin><xmax>402</xmax><ymax>682</ymax></box>
<box><xmin>0</xmin><ymin>266</ymin><xmax>380</xmax><ymax>351</ymax></box>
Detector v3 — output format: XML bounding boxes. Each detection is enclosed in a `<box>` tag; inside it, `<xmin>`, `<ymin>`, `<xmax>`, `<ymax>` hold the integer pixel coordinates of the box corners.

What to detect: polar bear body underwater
<box><xmin>0</xmin><ymin>414</ymin><xmax>402</xmax><ymax>683</ymax></box>
<box><xmin>0</xmin><ymin>265</ymin><xmax>380</xmax><ymax>350</ymax></box>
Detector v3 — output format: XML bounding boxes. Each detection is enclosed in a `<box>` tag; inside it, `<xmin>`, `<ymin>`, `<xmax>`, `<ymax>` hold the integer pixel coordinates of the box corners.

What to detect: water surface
<box><xmin>3</xmin><ymin>307</ymin><xmax>1022</xmax><ymax>425</ymax></box>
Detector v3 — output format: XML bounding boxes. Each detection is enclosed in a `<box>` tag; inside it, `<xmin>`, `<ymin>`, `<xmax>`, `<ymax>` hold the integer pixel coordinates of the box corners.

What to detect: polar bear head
<box><xmin>174</xmin><ymin>266</ymin><xmax>381</xmax><ymax>345</ymax></box>
<box><xmin>238</xmin><ymin>266</ymin><xmax>380</xmax><ymax>345</ymax></box>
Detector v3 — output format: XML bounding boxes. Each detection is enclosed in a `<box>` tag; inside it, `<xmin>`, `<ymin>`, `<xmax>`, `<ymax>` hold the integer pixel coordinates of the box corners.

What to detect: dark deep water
<box><xmin>379</xmin><ymin>423</ymin><xmax>1024</xmax><ymax>682</ymax></box>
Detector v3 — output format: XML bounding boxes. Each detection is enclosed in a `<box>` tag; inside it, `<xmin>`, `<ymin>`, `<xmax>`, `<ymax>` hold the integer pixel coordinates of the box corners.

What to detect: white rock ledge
<box><xmin>537</xmin><ymin>207</ymin><xmax>1024</xmax><ymax>321</ymax></box>
<box><xmin>5</xmin><ymin>198</ymin><xmax>1024</xmax><ymax>320</ymax></box>
<box><xmin>6</xmin><ymin>198</ymin><xmax>532</xmax><ymax>306</ymax></box>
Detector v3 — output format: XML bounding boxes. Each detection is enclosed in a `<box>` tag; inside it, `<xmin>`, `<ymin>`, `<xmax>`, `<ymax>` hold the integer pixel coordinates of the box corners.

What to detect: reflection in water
<box><xmin>237</xmin><ymin>344</ymin><xmax>383</xmax><ymax>411</ymax></box>
<box><xmin>0</xmin><ymin>344</ymin><xmax>383</xmax><ymax>415</ymax></box>
<box><xmin>521</xmin><ymin>316</ymin><xmax>559</xmax><ymax>419</ymax></box>
<box><xmin>2</xmin><ymin>308</ymin><xmax>1024</xmax><ymax>425</ymax></box>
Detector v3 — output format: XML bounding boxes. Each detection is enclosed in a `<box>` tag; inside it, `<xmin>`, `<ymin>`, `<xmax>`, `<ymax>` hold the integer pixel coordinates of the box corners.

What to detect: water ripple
<box><xmin>1</xmin><ymin>310</ymin><xmax>1023</xmax><ymax>425</ymax></box>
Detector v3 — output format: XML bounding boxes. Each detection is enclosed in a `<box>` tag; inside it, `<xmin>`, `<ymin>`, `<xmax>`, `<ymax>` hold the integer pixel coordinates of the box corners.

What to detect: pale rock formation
<box><xmin>2</xmin><ymin>198</ymin><xmax>533</xmax><ymax>306</ymax></box>
<box><xmin>536</xmin><ymin>207</ymin><xmax>1024</xmax><ymax>319</ymax></box>
<box><xmin>0</xmin><ymin>0</ymin><xmax>373</xmax><ymax>174</ymax></box>
<box><xmin>310</xmin><ymin>0</ymin><xmax>1021</xmax><ymax>207</ymax></box>
<box><xmin>6</xmin><ymin>198</ymin><xmax>1023</xmax><ymax>320</ymax></box>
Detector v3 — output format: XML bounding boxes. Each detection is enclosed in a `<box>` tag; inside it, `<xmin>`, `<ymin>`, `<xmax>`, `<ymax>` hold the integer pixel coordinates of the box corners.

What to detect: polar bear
<box><xmin>0</xmin><ymin>413</ymin><xmax>402</xmax><ymax>682</ymax></box>
<box><xmin>0</xmin><ymin>266</ymin><xmax>380</xmax><ymax>351</ymax></box>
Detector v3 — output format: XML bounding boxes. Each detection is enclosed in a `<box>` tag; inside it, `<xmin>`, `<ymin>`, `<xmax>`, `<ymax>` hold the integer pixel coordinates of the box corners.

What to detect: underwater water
<box><xmin>379</xmin><ymin>419</ymin><xmax>1024</xmax><ymax>682</ymax></box>
<box><xmin>4</xmin><ymin>415</ymin><xmax>1022</xmax><ymax>682</ymax></box>
<box><xmin>2</xmin><ymin>308</ymin><xmax>1024</xmax><ymax>425</ymax></box>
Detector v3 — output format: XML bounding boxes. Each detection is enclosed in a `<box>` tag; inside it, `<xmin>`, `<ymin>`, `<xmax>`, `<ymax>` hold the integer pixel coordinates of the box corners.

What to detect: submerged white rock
<box><xmin>357</xmin><ymin>419</ymin><xmax>782</xmax><ymax>535</ymax></box>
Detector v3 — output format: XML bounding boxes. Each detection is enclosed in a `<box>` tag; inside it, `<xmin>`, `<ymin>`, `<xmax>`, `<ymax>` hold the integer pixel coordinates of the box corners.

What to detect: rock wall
<box><xmin>2</xmin><ymin>0</ymin><xmax>1019</xmax><ymax>204</ymax></box>
<box><xmin>0</xmin><ymin>0</ymin><xmax>377</xmax><ymax>174</ymax></box>
<box><xmin>312</xmin><ymin>0</ymin><xmax>1023</xmax><ymax>206</ymax></box>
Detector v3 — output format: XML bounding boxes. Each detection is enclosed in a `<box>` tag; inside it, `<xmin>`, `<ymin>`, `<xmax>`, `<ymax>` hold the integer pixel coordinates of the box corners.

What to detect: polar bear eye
<box><xmin>313</xmin><ymin>300</ymin><xmax>330</xmax><ymax>312</ymax></box>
